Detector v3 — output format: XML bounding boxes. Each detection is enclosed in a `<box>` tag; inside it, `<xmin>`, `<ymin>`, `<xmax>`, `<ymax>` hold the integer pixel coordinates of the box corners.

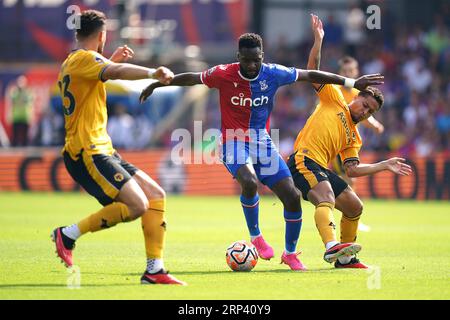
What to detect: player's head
<box><xmin>16</xmin><ymin>75</ymin><xmax>28</xmax><ymax>88</ymax></box>
<box><xmin>75</xmin><ymin>10</ymin><xmax>107</xmax><ymax>54</ymax></box>
<box><xmin>338</xmin><ymin>56</ymin><xmax>359</xmax><ymax>78</ymax></box>
<box><xmin>349</xmin><ymin>86</ymin><xmax>384</xmax><ymax>123</ymax></box>
<box><xmin>237</xmin><ymin>33</ymin><xmax>264</xmax><ymax>79</ymax></box>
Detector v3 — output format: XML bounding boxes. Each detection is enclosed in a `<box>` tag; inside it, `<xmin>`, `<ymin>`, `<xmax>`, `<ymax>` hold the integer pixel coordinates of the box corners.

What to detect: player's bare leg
<box><xmin>235</xmin><ymin>165</ymin><xmax>274</xmax><ymax>260</ymax></box>
<box><xmin>347</xmin><ymin>177</ymin><xmax>371</xmax><ymax>232</ymax></box>
<box><xmin>342</xmin><ymin>174</ymin><xmax>370</xmax><ymax>232</ymax></box>
<box><xmin>52</xmin><ymin>179</ymin><xmax>148</xmax><ymax>267</ymax></box>
<box><xmin>236</xmin><ymin>164</ymin><xmax>259</xmax><ymax>198</ymax></box>
<box><xmin>307</xmin><ymin>181</ymin><xmax>362</xmax><ymax>264</ymax></box>
<box><xmin>115</xmin><ymin>179</ymin><xmax>149</xmax><ymax>219</ymax></box>
<box><xmin>271</xmin><ymin>177</ymin><xmax>306</xmax><ymax>270</ymax></box>
<box><xmin>132</xmin><ymin>170</ymin><xmax>186</xmax><ymax>285</ymax></box>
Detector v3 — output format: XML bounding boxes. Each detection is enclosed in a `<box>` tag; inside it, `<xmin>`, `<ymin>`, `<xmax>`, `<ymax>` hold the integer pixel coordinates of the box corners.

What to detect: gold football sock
<box><xmin>340</xmin><ymin>214</ymin><xmax>361</xmax><ymax>243</ymax></box>
<box><xmin>78</xmin><ymin>202</ymin><xmax>131</xmax><ymax>234</ymax></box>
<box><xmin>315</xmin><ymin>202</ymin><xmax>337</xmax><ymax>245</ymax></box>
<box><xmin>141</xmin><ymin>198</ymin><xmax>166</xmax><ymax>259</ymax></box>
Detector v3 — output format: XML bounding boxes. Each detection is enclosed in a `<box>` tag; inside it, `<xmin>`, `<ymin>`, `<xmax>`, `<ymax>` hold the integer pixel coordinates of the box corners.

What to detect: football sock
<box><xmin>147</xmin><ymin>258</ymin><xmax>164</xmax><ymax>274</ymax></box>
<box><xmin>340</xmin><ymin>214</ymin><xmax>361</xmax><ymax>243</ymax></box>
<box><xmin>240</xmin><ymin>194</ymin><xmax>260</xmax><ymax>237</ymax></box>
<box><xmin>78</xmin><ymin>202</ymin><xmax>131</xmax><ymax>234</ymax></box>
<box><xmin>314</xmin><ymin>202</ymin><xmax>337</xmax><ymax>246</ymax></box>
<box><xmin>326</xmin><ymin>241</ymin><xmax>340</xmax><ymax>250</ymax></box>
<box><xmin>62</xmin><ymin>224</ymin><xmax>81</xmax><ymax>241</ymax></box>
<box><xmin>141</xmin><ymin>198</ymin><xmax>166</xmax><ymax>259</ymax></box>
<box><xmin>284</xmin><ymin>209</ymin><xmax>302</xmax><ymax>253</ymax></box>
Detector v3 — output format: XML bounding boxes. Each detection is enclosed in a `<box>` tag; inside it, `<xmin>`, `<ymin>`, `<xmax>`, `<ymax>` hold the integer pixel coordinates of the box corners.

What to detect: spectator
<box><xmin>403</xmin><ymin>92</ymin><xmax>427</xmax><ymax>128</ymax></box>
<box><xmin>423</xmin><ymin>15</ymin><xmax>450</xmax><ymax>56</ymax></box>
<box><xmin>107</xmin><ymin>103</ymin><xmax>134</xmax><ymax>149</ymax></box>
<box><xmin>344</xmin><ymin>5</ymin><xmax>366</xmax><ymax>55</ymax></box>
<box><xmin>402</xmin><ymin>56</ymin><xmax>432</xmax><ymax>94</ymax></box>
<box><xmin>35</xmin><ymin>106</ymin><xmax>64</xmax><ymax>146</ymax></box>
<box><xmin>131</xmin><ymin>109</ymin><xmax>153</xmax><ymax>149</ymax></box>
<box><xmin>323</xmin><ymin>15</ymin><xmax>343</xmax><ymax>45</ymax></box>
<box><xmin>8</xmin><ymin>75</ymin><xmax>33</xmax><ymax>146</ymax></box>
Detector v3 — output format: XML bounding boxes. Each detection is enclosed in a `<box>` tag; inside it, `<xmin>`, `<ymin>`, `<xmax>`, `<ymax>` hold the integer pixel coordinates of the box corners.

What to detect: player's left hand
<box><xmin>110</xmin><ymin>45</ymin><xmax>134</xmax><ymax>63</ymax></box>
<box><xmin>375</xmin><ymin>123</ymin><xmax>385</xmax><ymax>135</ymax></box>
<box><xmin>355</xmin><ymin>73</ymin><xmax>384</xmax><ymax>90</ymax></box>
<box><xmin>310</xmin><ymin>14</ymin><xmax>324</xmax><ymax>41</ymax></box>
<box><xmin>384</xmin><ymin>157</ymin><xmax>412</xmax><ymax>176</ymax></box>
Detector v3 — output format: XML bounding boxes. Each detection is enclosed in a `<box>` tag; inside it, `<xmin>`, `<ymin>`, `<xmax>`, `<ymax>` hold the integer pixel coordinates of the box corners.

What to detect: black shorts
<box><xmin>63</xmin><ymin>150</ymin><xmax>139</xmax><ymax>206</ymax></box>
<box><xmin>287</xmin><ymin>152</ymin><xmax>348</xmax><ymax>201</ymax></box>
<box><xmin>331</xmin><ymin>156</ymin><xmax>345</xmax><ymax>176</ymax></box>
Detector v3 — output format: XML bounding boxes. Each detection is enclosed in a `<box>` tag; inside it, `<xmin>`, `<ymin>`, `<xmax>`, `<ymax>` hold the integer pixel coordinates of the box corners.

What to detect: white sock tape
<box><xmin>344</xmin><ymin>78</ymin><xmax>356</xmax><ymax>88</ymax></box>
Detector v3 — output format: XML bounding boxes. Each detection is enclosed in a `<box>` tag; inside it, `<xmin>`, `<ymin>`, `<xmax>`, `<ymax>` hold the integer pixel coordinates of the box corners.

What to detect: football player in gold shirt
<box><xmin>287</xmin><ymin>15</ymin><xmax>412</xmax><ymax>268</ymax></box>
<box><xmin>51</xmin><ymin>10</ymin><xmax>185</xmax><ymax>285</ymax></box>
<box><xmin>332</xmin><ymin>57</ymin><xmax>384</xmax><ymax>232</ymax></box>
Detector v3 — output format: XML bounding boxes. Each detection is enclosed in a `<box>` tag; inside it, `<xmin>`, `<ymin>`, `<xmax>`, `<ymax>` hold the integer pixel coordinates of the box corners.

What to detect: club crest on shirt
<box><xmin>94</xmin><ymin>55</ymin><xmax>106</xmax><ymax>64</ymax></box>
<box><xmin>259</xmin><ymin>80</ymin><xmax>268</xmax><ymax>91</ymax></box>
<box><xmin>114</xmin><ymin>173</ymin><xmax>124</xmax><ymax>182</ymax></box>
<box><xmin>207</xmin><ymin>66</ymin><xmax>217</xmax><ymax>76</ymax></box>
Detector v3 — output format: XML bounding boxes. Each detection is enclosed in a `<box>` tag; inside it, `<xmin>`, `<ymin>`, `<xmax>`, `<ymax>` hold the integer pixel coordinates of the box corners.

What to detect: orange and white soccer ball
<box><xmin>226</xmin><ymin>240</ymin><xmax>258</xmax><ymax>271</ymax></box>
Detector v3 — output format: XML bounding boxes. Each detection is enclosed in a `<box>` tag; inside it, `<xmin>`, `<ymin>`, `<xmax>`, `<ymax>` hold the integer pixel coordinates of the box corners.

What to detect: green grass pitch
<box><xmin>0</xmin><ymin>192</ymin><xmax>449</xmax><ymax>300</ymax></box>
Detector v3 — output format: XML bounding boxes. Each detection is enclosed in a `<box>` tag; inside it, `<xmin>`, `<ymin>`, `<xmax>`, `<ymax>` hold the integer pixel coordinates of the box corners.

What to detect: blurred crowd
<box><xmin>5</xmin><ymin>4</ymin><xmax>449</xmax><ymax>157</ymax></box>
<box><xmin>264</xmin><ymin>9</ymin><xmax>450</xmax><ymax>157</ymax></box>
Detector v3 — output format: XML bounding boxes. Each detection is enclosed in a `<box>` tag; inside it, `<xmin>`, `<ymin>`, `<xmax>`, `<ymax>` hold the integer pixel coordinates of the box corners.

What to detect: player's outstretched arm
<box><xmin>139</xmin><ymin>72</ymin><xmax>202</xmax><ymax>103</ymax></box>
<box><xmin>307</xmin><ymin>14</ymin><xmax>324</xmax><ymax>90</ymax></box>
<box><xmin>344</xmin><ymin>158</ymin><xmax>412</xmax><ymax>178</ymax></box>
<box><xmin>297</xmin><ymin>70</ymin><xmax>384</xmax><ymax>91</ymax></box>
<box><xmin>102</xmin><ymin>63</ymin><xmax>174</xmax><ymax>83</ymax></box>
<box><xmin>362</xmin><ymin>116</ymin><xmax>385</xmax><ymax>134</ymax></box>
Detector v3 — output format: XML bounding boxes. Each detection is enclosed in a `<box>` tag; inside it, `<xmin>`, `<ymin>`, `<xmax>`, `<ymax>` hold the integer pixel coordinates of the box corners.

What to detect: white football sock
<box><xmin>325</xmin><ymin>241</ymin><xmax>339</xmax><ymax>250</ymax></box>
<box><xmin>147</xmin><ymin>258</ymin><xmax>164</xmax><ymax>274</ymax></box>
<box><xmin>338</xmin><ymin>255</ymin><xmax>353</xmax><ymax>264</ymax></box>
<box><xmin>62</xmin><ymin>224</ymin><xmax>81</xmax><ymax>241</ymax></box>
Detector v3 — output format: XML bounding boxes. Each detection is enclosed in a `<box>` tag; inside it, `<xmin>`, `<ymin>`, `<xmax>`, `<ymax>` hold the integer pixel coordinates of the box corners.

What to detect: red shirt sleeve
<box><xmin>201</xmin><ymin>65</ymin><xmax>223</xmax><ymax>89</ymax></box>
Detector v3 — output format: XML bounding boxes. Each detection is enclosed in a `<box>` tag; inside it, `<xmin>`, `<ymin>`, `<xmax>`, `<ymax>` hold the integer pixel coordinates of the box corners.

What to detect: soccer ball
<box><xmin>225</xmin><ymin>240</ymin><xmax>258</xmax><ymax>271</ymax></box>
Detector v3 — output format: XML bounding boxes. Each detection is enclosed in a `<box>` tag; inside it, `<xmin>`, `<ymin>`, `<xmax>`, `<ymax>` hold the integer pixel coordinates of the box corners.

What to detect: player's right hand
<box><xmin>354</xmin><ymin>73</ymin><xmax>384</xmax><ymax>90</ymax></box>
<box><xmin>154</xmin><ymin>66</ymin><xmax>174</xmax><ymax>85</ymax></box>
<box><xmin>139</xmin><ymin>84</ymin><xmax>156</xmax><ymax>104</ymax></box>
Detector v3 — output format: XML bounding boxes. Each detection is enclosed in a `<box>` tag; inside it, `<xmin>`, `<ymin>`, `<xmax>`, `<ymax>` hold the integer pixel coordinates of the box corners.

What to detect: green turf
<box><xmin>0</xmin><ymin>192</ymin><xmax>449</xmax><ymax>300</ymax></box>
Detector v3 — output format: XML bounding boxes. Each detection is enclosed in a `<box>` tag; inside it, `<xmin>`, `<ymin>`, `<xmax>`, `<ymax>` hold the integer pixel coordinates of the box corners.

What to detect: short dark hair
<box><xmin>359</xmin><ymin>86</ymin><xmax>384</xmax><ymax>109</ymax></box>
<box><xmin>76</xmin><ymin>10</ymin><xmax>106</xmax><ymax>39</ymax></box>
<box><xmin>338</xmin><ymin>56</ymin><xmax>358</xmax><ymax>68</ymax></box>
<box><xmin>238</xmin><ymin>33</ymin><xmax>263</xmax><ymax>51</ymax></box>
